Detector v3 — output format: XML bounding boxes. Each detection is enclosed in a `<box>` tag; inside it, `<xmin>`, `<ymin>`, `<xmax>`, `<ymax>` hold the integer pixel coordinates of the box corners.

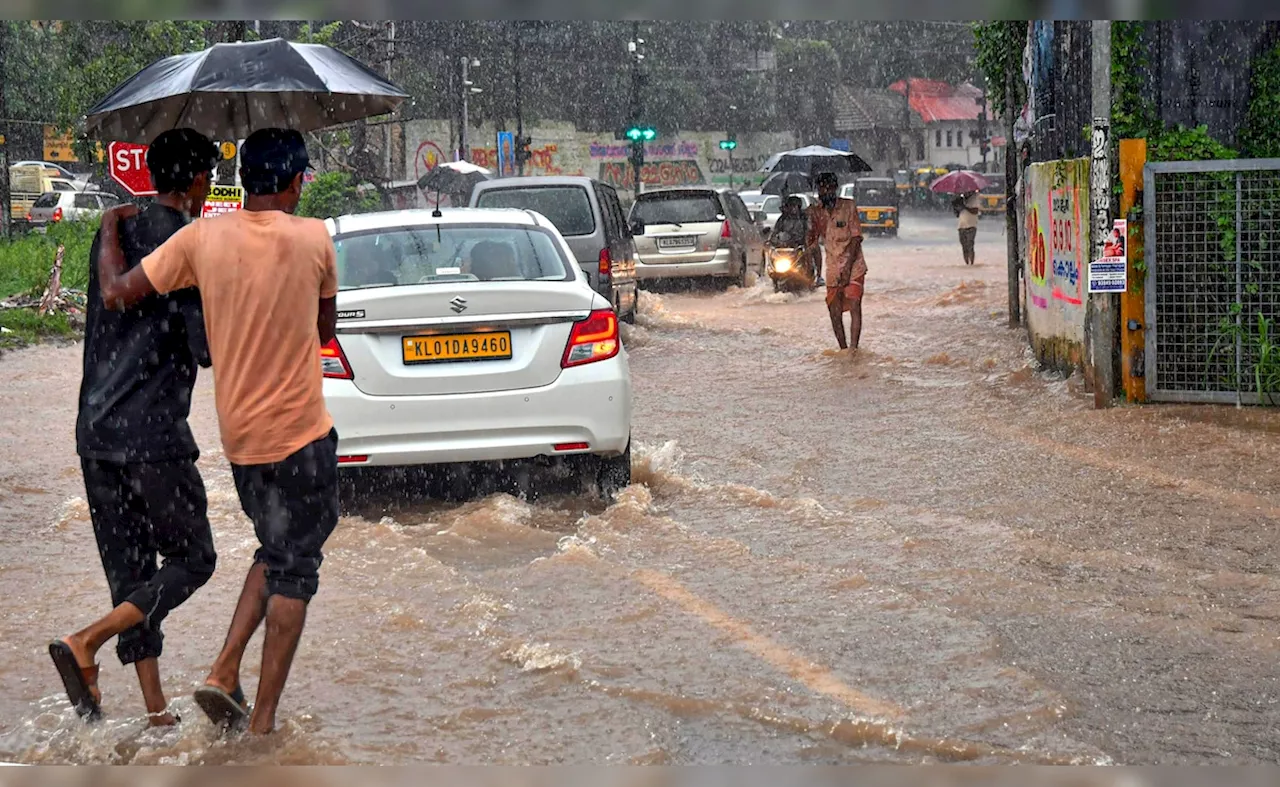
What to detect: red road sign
<box><xmin>108</xmin><ymin>141</ymin><xmax>156</xmax><ymax>197</ymax></box>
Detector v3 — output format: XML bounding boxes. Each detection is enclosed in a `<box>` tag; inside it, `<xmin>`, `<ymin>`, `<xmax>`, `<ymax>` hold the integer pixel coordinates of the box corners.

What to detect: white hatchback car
<box><xmin>322</xmin><ymin>207</ymin><xmax>633</xmax><ymax>498</ymax></box>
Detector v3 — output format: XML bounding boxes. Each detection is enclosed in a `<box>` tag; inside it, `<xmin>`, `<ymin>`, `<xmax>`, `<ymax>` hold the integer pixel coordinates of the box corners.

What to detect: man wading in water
<box><xmin>807</xmin><ymin>172</ymin><xmax>868</xmax><ymax>351</ymax></box>
<box><xmin>49</xmin><ymin>129</ymin><xmax>220</xmax><ymax>725</ymax></box>
<box><xmin>95</xmin><ymin>128</ymin><xmax>340</xmax><ymax>736</ymax></box>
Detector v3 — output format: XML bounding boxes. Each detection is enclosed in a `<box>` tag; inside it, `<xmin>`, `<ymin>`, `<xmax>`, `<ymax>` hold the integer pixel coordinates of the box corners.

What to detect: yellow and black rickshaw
<box><xmin>980</xmin><ymin>173</ymin><xmax>1007</xmax><ymax>217</ymax></box>
<box><xmin>843</xmin><ymin>177</ymin><xmax>900</xmax><ymax>236</ymax></box>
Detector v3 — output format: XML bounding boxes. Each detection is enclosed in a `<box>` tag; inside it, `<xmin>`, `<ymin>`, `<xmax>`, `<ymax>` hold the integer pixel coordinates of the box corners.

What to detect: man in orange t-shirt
<box><xmin>807</xmin><ymin>172</ymin><xmax>867</xmax><ymax>350</ymax></box>
<box><xmin>96</xmin><ymin>128</ymin><xmax>339</xmax><ymax>736</ymax></box>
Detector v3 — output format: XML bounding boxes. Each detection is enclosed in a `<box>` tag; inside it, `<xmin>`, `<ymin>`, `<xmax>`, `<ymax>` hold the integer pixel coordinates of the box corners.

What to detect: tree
<box><xmin>296</xmin><ymin>171</ymin><xmax>380</xmax><ymax>219</ymax></box>
<box><xmin>776</xmin><ymin>39</ymin><xmax>839</xmax><ymax>144</ymax></box>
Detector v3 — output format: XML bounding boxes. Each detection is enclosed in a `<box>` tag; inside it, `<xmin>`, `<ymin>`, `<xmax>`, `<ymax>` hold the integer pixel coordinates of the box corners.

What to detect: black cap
<box><xmin>146</xmin><ymin>129</ymin><xmax>219</xmax><ymax>188</ymax></box>
<box><xmin>240</xmin><ymin>128</ymin><xmax>312</xmax><ymax>189</ymax></box>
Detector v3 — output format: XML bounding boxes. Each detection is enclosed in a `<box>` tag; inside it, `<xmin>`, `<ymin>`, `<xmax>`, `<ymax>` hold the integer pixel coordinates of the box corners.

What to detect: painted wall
<box><xmin>1023</xmin><ymin>158</ymin><xmax>1089</xmax><ymax>372</ymax></box>
<box><xmin>404</xmin><ymin>119</ymin><xmax>797</xmax><ymax>203</ymax></box>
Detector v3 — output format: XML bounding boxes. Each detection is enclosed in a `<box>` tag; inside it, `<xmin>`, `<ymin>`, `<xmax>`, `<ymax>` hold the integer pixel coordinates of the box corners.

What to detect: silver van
<box><xmin>470</xmin><ymin>176</ymin><xmax>639</xmax><ymax>323</ymax></box>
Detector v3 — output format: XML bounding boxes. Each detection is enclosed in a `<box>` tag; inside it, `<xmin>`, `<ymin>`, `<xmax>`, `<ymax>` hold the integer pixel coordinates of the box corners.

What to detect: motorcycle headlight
<box><xmin>774</xmin><ymin>257</ymin><xmax>793</xmax><ymax>273</ymax></box>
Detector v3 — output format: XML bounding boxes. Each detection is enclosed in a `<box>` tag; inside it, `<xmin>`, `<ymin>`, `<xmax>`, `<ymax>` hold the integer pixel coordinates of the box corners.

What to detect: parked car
<box><xmin>741</xmin><ymin>191</ymin><xmax>781</xmax><ymax>237</ymax></box>
<box><xmin>628</xmin><ymin>187</ymin><xmax>767</xmax><ymax>287</ymax></box>
<box><xmin>11</xmin><ymin>166</ymin><xmax>83</xmax><ymax>228</ymax></box>
<box><xmin>26</xmin><ymin>189</ymin><xmax>121</xmax><ymax>231</ymax></box>
<box><xmin>321</xmin><ymin>207</ymin><xmax>633</xmax><ymax>500</ymax></box>
<box><xmin>12</xmin><ymin>161</ymin><xmax>84</xmax><ymax>181</ymax></box>
<box><xmin>470</xmin><ymin>176</ymin><xmax>638</xmax><ymax>323</ymax></box>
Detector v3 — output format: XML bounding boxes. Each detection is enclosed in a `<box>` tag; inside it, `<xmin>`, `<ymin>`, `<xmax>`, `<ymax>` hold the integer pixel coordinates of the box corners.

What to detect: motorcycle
<box><xmin>766</xmin><ymin>245</ymin><xmax>817</xmax><ymax>293</ymax></box>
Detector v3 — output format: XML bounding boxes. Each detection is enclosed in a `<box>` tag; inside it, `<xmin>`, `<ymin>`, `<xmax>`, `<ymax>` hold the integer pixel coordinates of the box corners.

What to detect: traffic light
<box><xmin>625</xmin><ymin>125</ymin><xmax>656</xmax><ymax>142</ymax></box>
<box><xmin>719</xmin><ymin>139</ymin><xmax>738</xmax><ymax>151</ymax></box>
<box><xmin>514</xmin><ymin>134</ymin><xmax>532</xmax><ymax>166</ymax></box>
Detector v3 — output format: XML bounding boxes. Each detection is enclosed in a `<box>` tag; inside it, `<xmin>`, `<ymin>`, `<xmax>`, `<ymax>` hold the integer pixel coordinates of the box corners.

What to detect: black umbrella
<box><xmin>83</xmin><ymin>38</ymin><xmax>408</xmax><ymax>143</ymax></box>
<box><xmin>416</xmin><ymin>161</ymin><xmax>492</xmax><ymax>204</ymax></box>
<box><xmin>760</xmin><ymin>145</ymin><xmax>872</xmax><ymax>176</ymax></box>
<box><xmin>760</xmin><ymin>171</ymin><xmax>812</xmax><ymax>196</ymax></box>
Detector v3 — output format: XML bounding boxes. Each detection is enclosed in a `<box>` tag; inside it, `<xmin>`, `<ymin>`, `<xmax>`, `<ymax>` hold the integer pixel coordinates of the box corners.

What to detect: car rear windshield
<box><xmin>857</xmin><ymin>182</ymin><xmax>895</xmax><ymax>203</ymax></box>
<box><xmin>474</xmin><ymin>186</ymin><xmax>595</xmax><ymax>237</ymax></box>
<box><xmin>631</xmin><ymin>192</ymin><xmax>723</xmax><ymax>225</ymax></box>
<box><xmin>32</xmin><ymin>193</ymin><xmax>60</xmax><ymax>208</ymax></box>
<box><xmin>334</xmin><ymin>225</ymin><xmax>573</xmax><ymax>290</ymax></box>
<box><xmin>981</xmin><ymin>177</ymin><xmax>1006</xmax><ymax>194</ymax></box>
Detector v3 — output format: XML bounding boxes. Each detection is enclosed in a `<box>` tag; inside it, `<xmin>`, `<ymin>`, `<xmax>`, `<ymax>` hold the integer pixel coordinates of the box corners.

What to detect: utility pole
<box><xmin>385</xmin><ymin>21</ymin><xmax>397</xmax><ymax>182</ymax></box>
<box><xmin>1086</xmin><ymin>20</ymin><xmax>1116</xmax><ymax>408</ymax></box>
<box><xmin>460</xmin><ymin>55</ymin><xmax>470</xmax><ymax>162</ymax></box>
<box><xmin>628</xmin><ymin>22</ymin><xmax>646</xmax><ymax>195</ymax></box>
<box><xmin>0</xmin><ymin>22</ymin><xmax>10</xmax><ymax>240</ymax></box>
<box><xmin>1004</xmin><ymin>23</ymin><xmax>1020</xmax><ymax>327</ymax></box>
<box><xmin>514</xmin><ymin>22</ymin><xmax>525</xmax><ymax>176</ymax></box>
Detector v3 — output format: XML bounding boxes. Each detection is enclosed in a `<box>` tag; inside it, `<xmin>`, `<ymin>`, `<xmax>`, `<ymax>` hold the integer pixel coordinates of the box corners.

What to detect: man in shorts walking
<box><xmin>807</xmin><ymin>172</ymin><xmax>868</xmax><ymax>350</ymax></box>
<box><xmin>96</xmin><ymin>128</ymin><xmax>339</xmax><ymax>735</ymax></box>
<box><xmin>49</xmin><ymin>129</ymin><xmax>220</xmax><ymax>725</ymax></box>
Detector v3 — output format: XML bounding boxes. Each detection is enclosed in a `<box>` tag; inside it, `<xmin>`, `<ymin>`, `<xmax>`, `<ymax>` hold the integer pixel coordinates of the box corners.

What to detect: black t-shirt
<box><xmin>76</xmin><ymin>204</ymin><xmax>211</xmax><ymax>463</ymax></box>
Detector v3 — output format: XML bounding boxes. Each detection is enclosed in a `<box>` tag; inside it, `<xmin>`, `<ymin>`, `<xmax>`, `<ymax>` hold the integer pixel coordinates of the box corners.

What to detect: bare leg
<box><xmin>828</xmin><ymin>300</ymin><xmax>848</xmax><ymax>349</ymax></box>
<box><xmin>134</xmin><ymin>658</ymin><xmax>178</xmax><ymax>726</ymax></box>
<box><xmin>204</xmin><ymin>562</ymin><xmax>269</xmax><ymax>697</ymax></box>
<box><xmin>247</xmin><ymin>595</ymin><xmax>309</xmax><ymax>735</ymax></box>
<box><xmin>59</xmin><ymin>602</ymin><xmax>146</xmax><ymax>703</ymax></box>
<box><xmin>849</xmin><ymin>299</ymin><xmax>863</xmax><ymax>350</ymax></box>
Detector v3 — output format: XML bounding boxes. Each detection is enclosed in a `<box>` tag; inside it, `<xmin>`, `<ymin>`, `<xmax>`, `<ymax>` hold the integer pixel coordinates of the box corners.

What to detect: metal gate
<box><xmin>1143</xmin><ymin>158</ymin><xmax>1280</xmax><ymax>404</ymax></box>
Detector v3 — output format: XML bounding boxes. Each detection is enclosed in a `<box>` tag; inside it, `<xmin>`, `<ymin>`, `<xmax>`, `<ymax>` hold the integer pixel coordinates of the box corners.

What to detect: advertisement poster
<box><xmin>496</xmin><ymin>131</ymin><xmax>515</xmax><ymax>177</ymax></box>
<box><xmin>1089</xmin><ymin>218</ymin><xmax>1128</xmax><ymax>293</ymax></box>
<box><xmin>202</xmin><ymin>184</ymin><xmax>244</xmax><ymax>218</ymax></box>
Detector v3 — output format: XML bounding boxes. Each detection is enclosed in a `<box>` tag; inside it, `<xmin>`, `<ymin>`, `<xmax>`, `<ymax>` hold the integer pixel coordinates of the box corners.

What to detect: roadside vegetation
<box><xmin>0</xmin><ymin>220</ymin><xmax>96</xmax><ymax>351</ymax></box>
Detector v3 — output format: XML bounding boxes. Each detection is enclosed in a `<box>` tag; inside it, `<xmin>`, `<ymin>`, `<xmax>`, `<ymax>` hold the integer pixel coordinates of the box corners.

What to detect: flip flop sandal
<box><xmin>48</xmin><ymin>640</ymin><xmax>102</xmax><ymax>721</ymax></box>
<box><xmin>193</xmin><ymin>684</ymin><xmax>248</xmax><ymax>731</ymax></box>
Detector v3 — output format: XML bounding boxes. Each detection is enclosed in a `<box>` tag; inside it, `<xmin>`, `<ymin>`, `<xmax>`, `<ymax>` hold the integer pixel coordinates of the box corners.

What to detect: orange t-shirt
<box><xmin>142</xmin><ymin>209</ymin><xmax>338</xmax><ymax>466</ymax></box>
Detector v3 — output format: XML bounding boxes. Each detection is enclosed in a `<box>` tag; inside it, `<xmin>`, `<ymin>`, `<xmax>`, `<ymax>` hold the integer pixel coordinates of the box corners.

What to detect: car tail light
<box><xmin>338</xmin><ymin>455</ymin><xmax>369</xmax><ymax>464</ymax></box>
<box><xmin>52</xmin><ymin>207</ymin><xmax>63</xmax><ymax>223</ymax></box>
<box><xmin>598</xmin><ymin>247</ymin><xmax>612</xmax><ymax>278</ymax></box>
<box><xmin>554</xmin><ymin>442</ymin><xmax>590</xmax><ymax>452</ymax></box>
<box><xmin>320</xmin><ymin>338</ymin><xmax>353</xmax><ymax>379</ymax></box>
<box><xmin>718</xmin><ymin>219</ymin><xmax>731</xmax><ymax>246</ymax></box>
<box><xmin>562</xmin><ymin>309</ymin><xmax>619</xmax><ymax>368</ymax></box>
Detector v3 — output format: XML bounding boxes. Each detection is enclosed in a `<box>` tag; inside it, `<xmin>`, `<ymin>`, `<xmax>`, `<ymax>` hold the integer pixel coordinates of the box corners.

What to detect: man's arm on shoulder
<box><xmin>97</xmin><ymin>203</ymin><xmax>153</xmax><ymax>310</ymax></box>
<box><xmin>138</xmin><ymin>221</ymin><xmax>201</xmax><ymax>307</ymax></box>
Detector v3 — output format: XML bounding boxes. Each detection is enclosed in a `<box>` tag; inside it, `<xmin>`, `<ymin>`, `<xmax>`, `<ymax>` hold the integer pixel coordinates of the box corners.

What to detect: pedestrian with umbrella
<box><xmin>417</xmin><ymin>160</ymin><xmax>492</xmax><ymax>210</ymax></box>
<box><xmin>930</xmin><ymin>170</ymin><xmax>990</xmax><ymax>266</ymax></box>
<box><xmin>77</xmin><ymin>38</ymin><xmax>407</xmax><ymax>736</ymax></box>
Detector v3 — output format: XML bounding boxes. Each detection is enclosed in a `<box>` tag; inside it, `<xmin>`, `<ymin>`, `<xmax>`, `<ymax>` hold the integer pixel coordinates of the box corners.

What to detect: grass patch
<box><xmin>0</xmin><ymin>308</ymin><xmax>74</xmax><ymax>351</ymax></box>
<box><xmin>0</xmin><ymin>220</ymin><xmax>97</xmax><ymax>300</ymax></box>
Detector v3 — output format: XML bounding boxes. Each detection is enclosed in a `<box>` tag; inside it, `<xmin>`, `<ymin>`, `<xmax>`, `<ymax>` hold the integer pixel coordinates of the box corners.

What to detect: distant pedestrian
<box><xmin>49</xmin><ymin>128</ymin><xmax>220</xmax><ymax>726</ymax></box>
<box><xmin>93</xmin><ymin>128</ymin><xmax>340</xmax><ymax>736</ymax></box>
<box><xmin>956</xmin><ymin>190</ymin><xmax>981</xmax><ymax>265</ymax></box>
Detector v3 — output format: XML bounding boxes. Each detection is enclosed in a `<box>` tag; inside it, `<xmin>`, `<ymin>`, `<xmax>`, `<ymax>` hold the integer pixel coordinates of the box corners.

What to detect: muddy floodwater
<box><xmin>2</xmin><ymin>215</ymin><xmax>1279</xmax><ymax>764</ymax></box>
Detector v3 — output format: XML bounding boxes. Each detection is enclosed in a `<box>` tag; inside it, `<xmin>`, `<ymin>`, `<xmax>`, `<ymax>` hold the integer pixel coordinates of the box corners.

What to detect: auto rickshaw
<box><xmin>979</xmin><ymin>173</ymin><xmax>1007</xmax><ymax>217</ymax></box>
<box><xmin>844</xmin><ymin>177</ymin><xmax>900</xmax><ymax>237</ymax></box>
<box><xmin>892</xmin><ymin>169</ymin><xmax>911</xmax><ymax>200</ymax></box>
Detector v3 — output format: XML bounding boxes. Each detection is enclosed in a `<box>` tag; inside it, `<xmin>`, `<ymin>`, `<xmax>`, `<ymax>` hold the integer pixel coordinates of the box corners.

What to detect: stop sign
<box><xmin>108</xmin><ymin>141</ymin><xmax>156</xmax><ymax>197</ymax></box>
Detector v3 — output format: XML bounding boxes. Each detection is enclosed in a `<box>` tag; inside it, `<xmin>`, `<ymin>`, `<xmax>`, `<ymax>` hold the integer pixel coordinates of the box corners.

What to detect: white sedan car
<box><xmin>322</xmin><ymin>207</ymin><xmax>633</xmax><ymax>498</ymax></box>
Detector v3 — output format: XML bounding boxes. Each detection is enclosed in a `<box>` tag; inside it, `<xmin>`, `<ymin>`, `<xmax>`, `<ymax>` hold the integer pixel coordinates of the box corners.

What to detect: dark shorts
<box><xmin>959</xmin><ymin>227</ymin><xmax>978</xmax><ymax>254</ymax></box>
<box><xmin>82</xmin><ymin>456</ymin><xmax>216</xmax><ymax>665</ymax></box>
<box><xmin>231</xmin><ymin>428</ymin><xmax>339</xmax><ymax>603</ymax></box>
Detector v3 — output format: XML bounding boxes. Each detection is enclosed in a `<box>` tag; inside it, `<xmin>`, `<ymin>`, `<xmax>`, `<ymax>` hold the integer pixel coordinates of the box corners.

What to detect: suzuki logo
<box><xmin>449</xmin><ymin>296</ymin><xmax>468</xmax><ymax>314</ymax></box>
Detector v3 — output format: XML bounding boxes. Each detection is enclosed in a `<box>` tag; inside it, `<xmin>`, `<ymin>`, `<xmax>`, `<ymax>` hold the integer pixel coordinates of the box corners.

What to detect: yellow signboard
<box><xmin>202</xmin><ymin>184</ymin><xmax>244</xmax><ymax>218</ymax></box>
<box><xmin>220</xmin><ymin>141</ymin><xmax>237</xmax><ymax>160</ymax></box>
<box><xmin>43</xmin><ymin>125</ymin><xmax>104</xmax><ymax>164</ymax></box>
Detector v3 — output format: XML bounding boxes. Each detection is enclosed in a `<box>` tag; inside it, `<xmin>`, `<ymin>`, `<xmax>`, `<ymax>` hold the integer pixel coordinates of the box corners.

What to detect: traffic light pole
<box><xmin>514</xmin><ymin>22</ymin><xmax>525</xmax><ymax>176</ymax></box>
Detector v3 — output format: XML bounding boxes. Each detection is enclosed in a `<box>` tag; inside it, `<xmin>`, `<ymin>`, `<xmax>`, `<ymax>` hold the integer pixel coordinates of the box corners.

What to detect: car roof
<box><xmin>635</xmin><ymin>186</ymin><xmax>724</xmax><ymax>198</ymax></box>
<box><xmin>327</xmin><ymin>207</ymin><xmax>555</xmax><ymax>236</ymax></box>
<box><xmin>475</xmin><ymin>175</ymin><xmax>605</xmax><ymax>189</ymax></box>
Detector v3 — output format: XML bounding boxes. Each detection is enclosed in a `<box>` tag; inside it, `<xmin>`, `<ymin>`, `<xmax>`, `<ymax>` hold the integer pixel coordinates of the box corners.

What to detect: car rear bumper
<box><xmin>635</xmin><ymin>248</ymin><xmax>734</xmax><ymax>280</ymax></box>
<box><xmin>325</xmin><ymin>356</ymin><xmax>632</xmax><ymax>467</ymax></box>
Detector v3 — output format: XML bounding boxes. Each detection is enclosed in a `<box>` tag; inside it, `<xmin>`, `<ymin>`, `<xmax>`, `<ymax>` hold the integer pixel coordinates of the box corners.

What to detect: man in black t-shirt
<box><xmin>48</xmin><ymin>129</ymin><xmax>221</xmax><ymax>726</ymax></box>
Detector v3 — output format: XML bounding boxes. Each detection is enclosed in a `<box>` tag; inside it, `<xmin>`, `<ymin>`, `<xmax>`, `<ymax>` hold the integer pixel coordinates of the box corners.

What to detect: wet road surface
<box><xmin>2</xmin><ymin>215</ymin><xmax>1279</xmax><ymax>764</ymax></box>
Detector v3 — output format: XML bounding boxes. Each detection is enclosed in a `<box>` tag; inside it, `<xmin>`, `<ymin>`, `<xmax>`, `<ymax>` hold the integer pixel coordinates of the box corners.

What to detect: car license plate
<box><xmin>402</xmin><ymin>332</ymin><xmax>512</xmax><ymax>365</ymax></box>
<box><xmin>866</xmin><ymin>210</ymin><xmax>880</xmax><ymax>220</ymax></box>
<box><xmin>656</xmin><ymin>235</ymin><xmax>696</xmax><ymax>249</ymax></box>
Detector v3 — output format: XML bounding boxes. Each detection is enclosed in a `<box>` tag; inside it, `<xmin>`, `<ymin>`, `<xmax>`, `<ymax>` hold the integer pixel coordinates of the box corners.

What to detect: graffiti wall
<box><xmin>1024</xmin><ymin>158</ymin><xmax>1089</xmax><ymax>372</ymax></box>
<box><xmin>403</xmin><ymin>120</ymin><xmax>795</xmax><ymax>198</ymax></box>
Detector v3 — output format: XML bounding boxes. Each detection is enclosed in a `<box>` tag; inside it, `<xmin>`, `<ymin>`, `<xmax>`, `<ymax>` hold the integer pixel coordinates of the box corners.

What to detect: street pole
<box><xmin>515</xmin><ymin>22</ymin><xmax>524</xmax><ymax>176</ymax></box>
<box><xmin>460</xmin><ymin>55</ymin><xmax>469</xmax><ymax>162</ymax></box>
<box><xmin>1087</xmin><ymin>20</ymin><xmax>1116</xmax><ymax>408</ymax></box>
<box><xmin>1004</xmin><ymin>25</ymin><xmax>1020</xmax><ymax>327</ymax></box>
<box><xmin>728</xmin><ymin>104</ymin><xmax>736</xmax><ymax>190</ymax></box>
<box><xmin>0</xmin><ymin>22</ymin><xmax>10</xmax><ymax>240</ymax></box>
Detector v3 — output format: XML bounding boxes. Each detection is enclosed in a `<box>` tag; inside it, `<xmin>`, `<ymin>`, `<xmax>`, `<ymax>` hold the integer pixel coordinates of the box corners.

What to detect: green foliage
<box><xmin>776</xmin><ymin>38</ymin><xmax>839</xmax><ymax>144</ymax></box>
<box><xmin>972</xmin><ymin>21</ymin><xmax>1027</xmax><ymax>117</ymax></box>
<box><xmin>1240</xmin><ymin>43</ymin><xmax>1280</xmax><ymax>158</ymax></box>
<box><xmin>1111</xmin><ymin>22</ymin><xmax>1160</xmax><ymax>141</ymax></box>
<box><xmin>1211</xmin><ymin>310</ymin><xmax>1280</xmax><ymax>404</ymax></box>
<box><xmin>296</xmin><ymin>171</ymin><xmax>381</xmax><ymax>220</ymax></box>
<box><xmin>1148</xmin><ymin>124</ymin><xmax>1237</xmax><ymax>162</ymax></box>
<box><xmin>0</xmin><ymin>308</ymin><xmax>73</xmax><ymax>351</ymax></box>
<box><xmin>0</xmin><ymin>220</ymin><xmax>97</xmax><ymax>299</ymax></box>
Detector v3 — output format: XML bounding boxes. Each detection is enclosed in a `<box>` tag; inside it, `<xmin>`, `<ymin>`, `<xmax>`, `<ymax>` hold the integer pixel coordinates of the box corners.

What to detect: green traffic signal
<box><xmin>719</xmin><ymin>140</ymin><xmax>737</xmax><ymax>150</ymax></box>
<box><xmin>641</xmin><ymin>127</ymin><xmax>656</xmax><ymax>142</ymax></box>
<box><xmin>627</xmin><ymin>126</ymin><xmax>656</xmax><ymax>142</ymax></box>
<box><xmin>626</xmin><ymin>127</ymin><xmax>643</xmax><ymax>142</ymax></box>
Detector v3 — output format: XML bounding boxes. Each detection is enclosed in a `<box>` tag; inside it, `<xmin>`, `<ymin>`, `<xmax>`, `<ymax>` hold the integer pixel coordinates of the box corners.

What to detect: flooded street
<box><xmin>3</xmin><ymin>214</ymin><xmax>1280</xmax><ymax>765</ymax></box>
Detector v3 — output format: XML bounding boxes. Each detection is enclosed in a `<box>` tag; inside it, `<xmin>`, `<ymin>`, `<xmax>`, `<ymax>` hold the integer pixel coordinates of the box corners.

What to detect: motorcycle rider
<box><xmin>770</xmin><ymin>195</ymin><xmax>808</xmax><ymax>248</ymax></box>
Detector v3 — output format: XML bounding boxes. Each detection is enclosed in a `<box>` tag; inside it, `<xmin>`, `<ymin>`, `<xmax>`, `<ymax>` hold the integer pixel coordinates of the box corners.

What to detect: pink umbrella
<box><xmin>929</xmin><ymin>170</ymin><xmax>990</xmax><ymax>195</ymax></box>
